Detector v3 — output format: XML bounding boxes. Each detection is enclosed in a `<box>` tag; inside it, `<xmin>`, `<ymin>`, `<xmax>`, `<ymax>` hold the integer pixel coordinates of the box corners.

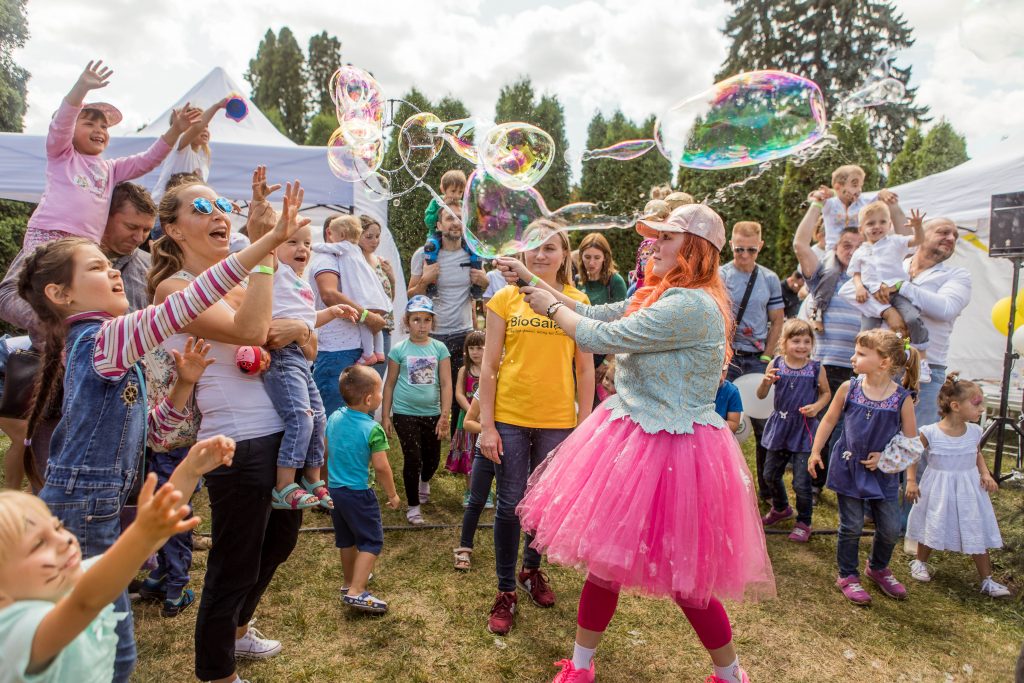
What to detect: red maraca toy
<box><xmin>236</xmin><ymin>345</ymin><xmax>270</xmax><ymax>375</ymax></box>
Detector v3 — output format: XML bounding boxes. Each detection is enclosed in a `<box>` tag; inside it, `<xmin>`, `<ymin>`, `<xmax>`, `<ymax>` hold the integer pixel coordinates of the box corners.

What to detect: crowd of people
<box><xmin>0</xmin><ymin>61</ymin><xmax>1011</xmax><ymax>683</ymax></box>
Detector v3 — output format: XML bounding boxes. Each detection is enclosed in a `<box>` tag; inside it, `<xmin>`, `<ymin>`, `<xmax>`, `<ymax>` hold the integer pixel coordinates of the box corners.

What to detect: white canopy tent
<box><xmin>0</xmin><ymin>66</ymin><xmax>407</xmax><ymax>322</ymax></box>
<box><xmin>888</xmin><ymin>145</ymin><xmax>1024</xmax><ymax>381</ymax></box>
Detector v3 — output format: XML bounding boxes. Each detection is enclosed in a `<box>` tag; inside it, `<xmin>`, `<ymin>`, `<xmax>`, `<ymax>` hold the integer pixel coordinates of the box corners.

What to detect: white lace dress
<box><xmin>906</xmin><ymin>423</ymin><xmax>1002</xmax><ymax>554</ymax></box>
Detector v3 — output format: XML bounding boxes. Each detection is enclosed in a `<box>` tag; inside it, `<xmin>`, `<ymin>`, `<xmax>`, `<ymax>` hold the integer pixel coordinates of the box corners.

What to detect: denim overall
<box><xmin>39</xmin><ymin>319</ymin><xmax>147</xmax><ymax>683</ymax></box>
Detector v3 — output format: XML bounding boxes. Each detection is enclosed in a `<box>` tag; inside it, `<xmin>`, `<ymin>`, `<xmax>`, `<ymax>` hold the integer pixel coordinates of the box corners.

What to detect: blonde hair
<box><xmin>328</xmin><ymin>215</ymin><xmax>362</xmax><ymax>243</ymax></box>
<box><xmin>832</xmin><ymin>164</ymin><xmax>865</xmax><ymax>186</ymax></box>
<box><xmin>732</xmin><ymin>221</ymin><xmax>762</xmax><ymax>240</ymax></box>
<box><xmin>777</xmin><ymin>318</ymin><xmax>815</xmax><ymax>355</ymax></box>
<box><xmin>577</xmin><ymin>232</ymin><xmax>617</xmax><ymax>285</ymax></box>
<box><xmin>642</xmin><ymin>199</ymin><xmax>670</xmax><ymax>221</ymax></box>
<box><xmin>521</xmin><ymin>219</ymin><xmax>573</xmax><ymax>286</ymax></box>
<box><xmin>649</xmin><ymin>184</ymin><xmax>671</xmax><ymax>200</ymax></box>
<box><xmin>855</xmin><ymin>329</ymin><xmax>920</xmax><ymax>393</ymax></box>
<box><xmin>858</xmin><ymin>200</ymin><xmax>891</xmax><ymax>225</ymax></box>
<box><xmin>665</xmin><ymin>192</ymin><xmax>695</xmax><ymax>211</ymax></box>
<box><xmin>0</xmin><ymin>491</ymin><xmax>53</xmax><ymax>569</ymax></box>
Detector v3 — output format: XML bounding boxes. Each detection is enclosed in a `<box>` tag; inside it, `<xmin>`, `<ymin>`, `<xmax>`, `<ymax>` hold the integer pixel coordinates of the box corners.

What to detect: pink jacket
<box><xmin>27</xmin><ymin>100</ymin><xmax>171</xmax><ymax>242</ymax></box>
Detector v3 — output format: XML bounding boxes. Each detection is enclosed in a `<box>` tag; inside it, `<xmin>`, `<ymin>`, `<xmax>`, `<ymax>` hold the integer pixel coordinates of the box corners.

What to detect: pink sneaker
<box><xmin>761</xmin><ymin>506</ymin><xmax>793</xmax><ymax>526</ymax></box>
<box><xmin>864</xmin><ymin>565</ymin><xmax>907</xmax><ymax>600</ymax></box>
<box><xmin>836</xmin><ymin>575</ymin><xmax>872</xmax><ymax>606</ymax></box>
<box><xmin>357</xmin><ymin>354</ymin><xmax>377</xmax><ymax>366</ymax></box>
<box><xmin>788</xmin><ymin>521</ymin><xmax>812</xmax><ymax>542</ymax></box>
<box><xmin>704</xmin><ymin>670</ymin><xmax>750</xmax><ymax>683</ymax></box>
<box><xmin>552</xmin><ymin>659</ymin><xmax>595</xmax><ymax>682</ymax></box>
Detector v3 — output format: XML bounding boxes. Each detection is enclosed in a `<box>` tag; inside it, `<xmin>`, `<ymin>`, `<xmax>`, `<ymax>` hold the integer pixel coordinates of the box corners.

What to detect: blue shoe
<box><xmin>161</xmin><ymin>588</ymin><xmax>195</xmax><ymax>617</ymax></box>
<box><xmin>138</xmin><ymin>575</ymin><xmax>167</xmax><ymax>602</ymax></box>
<box><xmin>343</xmin><ymin>591</ymin><xmax>388</xmax><ymax>614</ymax></box>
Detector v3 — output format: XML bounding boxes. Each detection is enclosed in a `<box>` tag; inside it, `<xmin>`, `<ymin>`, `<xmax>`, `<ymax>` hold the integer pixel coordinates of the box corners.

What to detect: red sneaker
<box><xmin>704</xmin><ymin>670</ymin><xmax>750</xmax><ymax>683</ymax></box>
<box><xmin>864</xmin><ymin>564</ymin><xmax>907</xmax><ymax>600</ymax></box>
<box><xmin>518</xmin><ymin>568</ymin><xmax>556</xmax><ymax>607</ymax></box>
<box><xmin>836</xmin><ymin>575</ymin><xmax>872</xmax><ymax>606</ymax></box>
<box><xmin>487</xmin><ymin>591</ymin><xmax>517</xmax><ymax>635</ymax></box>
<box><xmin>552</xmin><ymin>659</ymin><xmax>596</xmax><ymax>682</ymax></box>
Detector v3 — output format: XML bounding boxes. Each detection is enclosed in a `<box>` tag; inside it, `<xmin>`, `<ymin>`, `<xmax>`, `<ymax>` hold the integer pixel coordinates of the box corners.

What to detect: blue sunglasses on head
<box><xmin>192</xmin><ymin>197</ymin><xmax>233</xmax><ymax>215</ymax></box>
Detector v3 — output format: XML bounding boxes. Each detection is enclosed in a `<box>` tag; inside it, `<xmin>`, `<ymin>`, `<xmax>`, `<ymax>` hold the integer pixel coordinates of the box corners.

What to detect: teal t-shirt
<box><xmin>388</xmin><ymin>338</ymin><xmax>450</xmax><ymax>416</ymax></box>
<box><xmin>0</xmin><ymin>557</ymin><xmax>124</xmax><ymax>683</ymax></box>
<box><xmin>326</xmin><ymin>407</ymin><xmax>389</xmax><ymax>490</ymax></box>
<box><xmin>580</xmin><ymin>273</ymin><xmax>628</xmax><ymax>306</ymax></box>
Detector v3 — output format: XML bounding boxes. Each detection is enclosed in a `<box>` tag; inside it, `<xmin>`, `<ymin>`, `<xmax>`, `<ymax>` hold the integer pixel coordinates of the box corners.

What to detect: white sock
<box><xmin>571</xmin><ymin>642</ymin><xmax>596</xmax><ymax>670</ymax></box>
<box><xmin>408</xmin><ymin>505</ymin><xmax>421</xmax><ymax>516</ymax></box>
<box><xmin>713</xmin><ymin>657</ymin><xmax>742</xmax><ymax>683</ymax></box>
<box><xmin>419</xmin><ymin>480</ymin><xmax>430</xmax><ymax>494</ymax></box>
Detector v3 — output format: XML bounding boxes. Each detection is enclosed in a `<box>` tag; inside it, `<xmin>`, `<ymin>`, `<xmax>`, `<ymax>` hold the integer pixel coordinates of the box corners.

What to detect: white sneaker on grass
<box><xmin>981</xmin><ymin>577</ymin><xmax>1011</xmax><ymax>598</ymax></box>
<box><xmin>909</xmin><ymin>559</ymin><xmax>931</xmax><ymax>582</ymax></box>
<box><xmin>234</xmin><ymin>622</ymin><xmax>282</xmax><ymax>660</ymax></box>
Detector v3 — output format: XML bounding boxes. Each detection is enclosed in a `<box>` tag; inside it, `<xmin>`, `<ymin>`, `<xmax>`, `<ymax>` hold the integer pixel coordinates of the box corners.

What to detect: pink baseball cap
<box><xmin>82</xmin><ymin>102</ymin><xmax>123</xmax><ymax>127</ymax></box>
<box><xmin>636</xmin><ymin>203</ymin><xmax>726</xmax><ymax>251</ymax></box>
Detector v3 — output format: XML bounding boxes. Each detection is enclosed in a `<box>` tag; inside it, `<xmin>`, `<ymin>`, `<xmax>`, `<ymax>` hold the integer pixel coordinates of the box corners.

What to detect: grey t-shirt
<box><xmin>410</xmin><ymin>246</ymin><xmax>474</xmax><ymax>335</ymax></box>
<box><xmin>720</xmin><ymin>262</ymin><xmax>784</xmax><ymax>354</ymax></box>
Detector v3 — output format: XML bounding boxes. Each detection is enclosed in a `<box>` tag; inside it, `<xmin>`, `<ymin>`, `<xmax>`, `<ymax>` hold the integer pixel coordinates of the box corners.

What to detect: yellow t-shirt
<box><xmin>488</xmin><ymin>283</ymin><xmax>590</xmax><ymax>429</ymax></box>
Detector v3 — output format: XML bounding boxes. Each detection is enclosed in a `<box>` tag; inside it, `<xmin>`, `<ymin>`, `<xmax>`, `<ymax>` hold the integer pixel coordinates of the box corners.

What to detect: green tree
<box><xmin>717</xmin><ymin>0</ymin><xmax>928</xmax><ymax>164</ymax></box>
<box><xmin>305</xmin><ymin>110</ymin><xmax>336</xmax><ymax>146</ymax></box>
<box><xmin>306</xmin><ymin>31</ymin><xmax>342</xmax><ymax>116</ymax></box>
<box><xmin>246</xmin><ymin>27</ymin><xmax>308</xmax><ymax>143</ymax></box>
<box><xmin>888</xmin><ymin>120</ymin><xmax>968</xmax><ymax>185</ymax></box>
<box><xmin>0</xmin><ymin>0</ymin><xmax>29</xmax><ymax>132</ymax></box>
<box><xmin>888</xmin><ymin>125</ymin><xmax>923</xmax><ymax>185</ymax></box>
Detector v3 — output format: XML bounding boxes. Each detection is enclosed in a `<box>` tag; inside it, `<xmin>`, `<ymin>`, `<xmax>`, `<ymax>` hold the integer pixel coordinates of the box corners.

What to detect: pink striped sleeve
<box><xmin>147</xmin><ymin>396</ymin><xmax>189</xmax><ymax>447</ymax></box>
<box><xmin>92</xmin><ymin>254</ymin><xmax>249</xmax><ymax>379</ymax></box>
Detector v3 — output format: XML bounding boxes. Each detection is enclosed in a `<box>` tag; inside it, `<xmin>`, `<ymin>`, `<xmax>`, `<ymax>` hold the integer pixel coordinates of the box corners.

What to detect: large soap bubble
<box><xmin>579</xmin><ymin>139</ymin><xmax>656</xmax><ymax>162</ymax></box>
<box><xmin>958</xmin><ymin>0</ymin><xmax>1024</xmax><ymax>62</ymax></box>
<box><xmin>327</xmin><ymin>126</ymin><xmax>383</xmax><ymax>182</ymax></box>
<box><xmin>331</xmin><ymin>65</ymin><xmax>384</xmax><ymax>125</ymax></box>
<box><xmin>479</xmin><ymin>122</ymin><xmax>555</xmax><ymax>191</ymax></box>
<box><xmin>654</xmin><ymin>70</ymin><xmax>827</xmax><ymax>170</ymax></box>
<box><xmin>841</xmin><ymin>77</ymin><xmax>905</xmax><ymax>112</ymax></box>
<box><xmin>398</xmin><ymin>112</ymin><xmax>445</xmax><ymax>181</ymax></box>
<box><xmin>440</xmin><ymin>118</ymin><xmax>480</xmax><ymax>163</ymax></box>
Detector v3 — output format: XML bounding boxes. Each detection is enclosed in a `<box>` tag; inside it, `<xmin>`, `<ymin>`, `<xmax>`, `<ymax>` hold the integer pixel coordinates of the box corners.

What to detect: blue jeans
<box><xmin>836</xmin><ymin>494</ymin><xmax>901</xmax><ymax>578</ymax></box>
<box><xmin>492</xmin><ymin>423</ymin><xmax>572</xmax><ymax>592</ymax></box>
<box><xmin>266</xmin><ymin>344</ymin><xmax>326</xmax><ymax>469</ymax></box>
<box><xmin>727</xmin><ymin>353</ymin><xmax>769</xmax><ymax>497</ymax></box>
<box><xmin>460</xmin><ymin>451</ymin><xmax>495</xmax><ymax>549</ymax></box>
<box><xmin>312</xmin><ymin>347</ymin><xmax>363</xmax><ymax>416</ymax></box>
<box><xmin>149</xmin><ymin>447</ymin><xmax>193</xmax><ymax>600</ymax></box>
<box><xmin>764</xmin><ymin>450</ymin><xmax>813</xmax><ymax>525</ymax></box>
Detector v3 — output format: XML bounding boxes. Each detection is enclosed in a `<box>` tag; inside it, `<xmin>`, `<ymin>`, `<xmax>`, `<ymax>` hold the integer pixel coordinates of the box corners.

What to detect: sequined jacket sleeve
<box><xmin>575</xmin><ymin>288</ymin><xmax>719</xmax><ymax>355</ymax></box>
<box><xmin>575</xmin><ymin>299</ymin><xmax>630</xmax><ymax>323</ymax></box>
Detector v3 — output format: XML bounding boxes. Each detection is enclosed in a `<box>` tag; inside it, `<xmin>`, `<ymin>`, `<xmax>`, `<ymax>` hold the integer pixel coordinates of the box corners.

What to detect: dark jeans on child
<box><xmin>764</xmin><ymin>449</ymin><xmax>813</xmax><ymax>525</ymax></box>
<box><xmin>493</xmin><ymin>423</ymin><xmax>572</xmax><ymax>593</ymax></box>
<box><xmin>392</xmin><ymin>413</ymin><xmax>441</xmax><ymax>507</ymax></box>
<box><xmin>148</xmin><ymin>446</ymin><xmax>193</xmax><ymax>600</ymax></box>
<box><xmin>460</xmin><ymin>451</ymin><xmax>496</xmax><ymax>548</ymax></box>
<box><xmin>265</xmin><ymin>343</ymin><xmax>326</xmax><ymax>470</ymax></box>
<box><xmin>836</xmin><ymin>494</ymin><xmax>901</xmax><ymax>578</ymax></box>
<box><xmin>860</xmin><ymin>292</ymin><xmax>929</xmax><ymax>346</ymax></box>
<box><xmin>726</xmin><ymin>352</ymin><xmax>768</xmax><ymax>498</ymax></box>
<box><xmin>432</xmin><ymin>330</ymin><xmax>469</xmax><ymax>438</ymax></box>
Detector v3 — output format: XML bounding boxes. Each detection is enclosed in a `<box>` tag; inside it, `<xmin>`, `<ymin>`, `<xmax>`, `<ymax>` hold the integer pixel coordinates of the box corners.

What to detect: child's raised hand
<box><xmin>171</xmin><ymin>337</ymin><xmax>215</xmax><ymax>385</ymax></box>
<box><xmin>807</xmin><ymin>185</ymin><xmax>832</xmax><ymax>204</ymax></box>
<box><xmin>184</xmin><ymin>435</ymin><xmax>235</xmax><ymax>478</ymax></box>
<box><xmin>329</xmin><ymin>304</ymin><xmax>359</xmax><ymax>322</ymax></box>
<box><xmin>77</xmin><ymin>60</ymin><xmax>113</xmax><ymax>91</ymax></box>
<box><xmin>980</xmin><ymin>472</ymin><xmax>998</xmax><ymax>493</ymax></box>
<box><xmin>271</xmin><ymin>181</ymin><xmax>311</xmax><ymax>244</ymax></box>
<box><xmin>251</xmin><ymin>165</ymin><xmax>282</xmax><ymax>203</ymax></box>
<box><xmin>387</xmin><ymin>494</ymin><xmax>401</xmax><ymax>510</ymax></box>
<box><xmin>908</xmin><ymin>208</ymin><xmax>926</xmax><ymax>231</ymax></box>
<box><xmin>134</xmin><ymin>473</ymin><xmax>200</xmax><ymax>541</ymax></box>
<box><xmin>877</xmin><ymin>189</ymin><xmax>899</xmax><ymax>205</ymax></box>
<box><xmin>762</xmin><ymin>365</ymin><xmax>779</xmax><ymax>385</ymax></box>
<box><xmin>860</xmin><ymin>451</ymin><xmax>882</xmax><ymax>471</ymax></box>
<box><xmin>169</xmin><ymin>102</ymin><xmax>203</xmax><ymax>135</ymax></box>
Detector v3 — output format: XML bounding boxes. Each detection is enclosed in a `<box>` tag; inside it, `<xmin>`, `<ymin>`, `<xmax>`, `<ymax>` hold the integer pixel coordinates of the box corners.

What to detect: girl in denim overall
<box><xmin>16</xmin><ymin>181</ymin><xmax>310</xmax><ymax>682</ymax></box>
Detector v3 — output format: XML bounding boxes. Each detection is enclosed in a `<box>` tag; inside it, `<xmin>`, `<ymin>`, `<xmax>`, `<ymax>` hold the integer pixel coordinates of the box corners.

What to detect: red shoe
<box><xmin>552</xmin><ymin>659</ymin><xmax>596</xmax><ymax>682</ymax></box>
<box><xmin>705</xmin><ymin>669</ymin><xmax>750</xmax><ymax>683</ymax></box>
<box><xmin>836</xmin><ymin>575</ymin><xmax>872</xmax><ymax>606</ymax></box>
<box><xmin>517</xmin><ymin>568</ymin><xmax>556</xmax><ymax>607</ymax></box>
<box><xmin>864</xmin><ymin>564</ymin><xmax>907</xmax><ymax>600</ymax></box>
<box><xmin>487</xmin><ymin>591</ymin><xmax>517</xmax><ymax>635</ymax></box>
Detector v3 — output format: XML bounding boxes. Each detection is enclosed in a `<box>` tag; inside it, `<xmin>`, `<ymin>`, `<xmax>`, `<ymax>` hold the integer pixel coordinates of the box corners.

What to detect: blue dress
<box><xmin>826</xmin><ymin>378</ymin><xmax>910</xmax><ymax>501</ymax></box>
<box><xmin>761</xmin><ymin>358</ymin><xmax>820</xmax><ymax>453</ymax></box>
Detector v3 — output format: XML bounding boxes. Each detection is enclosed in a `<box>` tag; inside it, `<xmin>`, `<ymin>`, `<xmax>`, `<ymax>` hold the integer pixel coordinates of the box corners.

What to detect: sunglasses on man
<box><xmin>192</xmin><ymin>197</ymin><xmax>234</xmax><ymax>215</ymax></box>
<box><xmin>731</xmin><ymin>246</ymin><xmax>760</xmax><ymax>254</ymax></box>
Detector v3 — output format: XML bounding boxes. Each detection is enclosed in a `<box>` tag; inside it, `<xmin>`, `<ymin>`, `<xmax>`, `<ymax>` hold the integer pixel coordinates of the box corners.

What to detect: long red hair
<box><xmin>626</xmin><ymin>232</ymin><xmax>732</xmax><ymax>363</ymax></box>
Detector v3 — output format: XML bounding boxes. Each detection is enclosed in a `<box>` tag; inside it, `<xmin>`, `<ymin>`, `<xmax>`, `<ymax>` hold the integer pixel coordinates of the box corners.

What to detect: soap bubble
<box><xmin>398</xmin><ymin>112</ymin><xmax>445</xmax><ymax>181</ymax></box>
<box><xmin>654</xmin><ymin>70</ymin><xmax>827</xmax><ymax>170</ymax></box>
<box><xmin>841</xmin><ymin>77</ymin><xmax>905</xmax><ymax>112</ymax></box>
<box><xmin>440</xmin><ymin>118</ymin><xmax>480</xmax><ymax>163</ymax></box>
<box><xmin>362</xmin><ymin>172</ymin><xmax>391</xmax><ymax>202</ymax></box>
<box><xmin>462</xmin><ymin>170</ymin><xmax>549</xmax><ymax>258</ymax></box>
<box><xmin>580</xmin><ymin>139</ymin><xmax>657</xmax><ymax>162</ymax></box>
<box><xmin>959</xmin><ymin>0</ymin><xmax>1024</xmax><ymax>62</ymax></box>
<box><xmin>480</xmin><ymin>122</ymin><xmax>555</xmax><ymax>190</ymax></box>
<box><xmin>340</xmin><ymin>116</ymin><xmax>384</xmax><ymax>146</ymax></box>
<box><xmin>331</xmin><ymin>65</ymin><xmax>384</xmax><ymax>125</ymax></box>
<box><xmin>327</xmin><ymin>126</ymin><xmax>382</xmax><ymax>182</ymax></box>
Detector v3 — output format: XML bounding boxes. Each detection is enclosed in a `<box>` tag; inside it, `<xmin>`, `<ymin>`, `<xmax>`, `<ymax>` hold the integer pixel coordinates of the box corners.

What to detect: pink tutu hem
<box><xmin>517</xmin><ymin>404</ymin><xmax>776</xmax><ymax>607</ymax></box>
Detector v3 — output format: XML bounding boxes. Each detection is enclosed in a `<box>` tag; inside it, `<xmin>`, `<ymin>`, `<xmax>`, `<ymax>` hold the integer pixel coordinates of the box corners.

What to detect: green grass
<box><xmin>5</xmin><ymin>437</ymin><xmax>1023</xmax><ymax>681</ymax></box>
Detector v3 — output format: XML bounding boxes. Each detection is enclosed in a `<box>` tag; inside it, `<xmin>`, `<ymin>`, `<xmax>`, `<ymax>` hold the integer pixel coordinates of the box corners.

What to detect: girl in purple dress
<box><xmin>758</xmin><ymin>319</ymin><xmax>831</xmax><ymax>542</ymax></box>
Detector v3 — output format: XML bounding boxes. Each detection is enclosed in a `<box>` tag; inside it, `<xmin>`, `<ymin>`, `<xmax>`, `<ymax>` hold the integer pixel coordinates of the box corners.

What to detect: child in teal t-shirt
<box><xmin>382</xmin><ymin>296</ymin><xmax>453</xmax><ymax>525</ymax></box>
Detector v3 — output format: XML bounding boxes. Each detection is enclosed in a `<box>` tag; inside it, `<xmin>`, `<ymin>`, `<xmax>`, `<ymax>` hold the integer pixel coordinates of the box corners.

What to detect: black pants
<box><xmin>814</xmin><ymin>364</ymin><xmax>853</xmax><ymax>490</ymax></box>
<box><xmin>433</xmin><ymin>330</ymin><xmax>468</xmax><ymax>438</ymax></box>
<box><xmin>194</xmin><ymin>432</ymin><xmax>302</xmax><ymax>682</ymax></box>
<box><xmin>392</xmin><ymin>414</ymin><xmax>441</xmax><ymax>507</ymax></box>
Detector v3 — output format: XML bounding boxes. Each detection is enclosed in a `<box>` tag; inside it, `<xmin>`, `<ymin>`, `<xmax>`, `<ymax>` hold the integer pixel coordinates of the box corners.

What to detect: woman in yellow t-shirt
<box><xmin>477</xmin><ymin>220</ymin><xmax>594</xmax><ymax>636</ymax></box>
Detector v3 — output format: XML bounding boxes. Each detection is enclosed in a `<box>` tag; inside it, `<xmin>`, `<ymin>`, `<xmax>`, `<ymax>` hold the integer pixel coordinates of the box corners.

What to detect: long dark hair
<box><xmin>17</xmin><ymin>238</ymin><xmax>94</xmax><ymax>486</ymax></box>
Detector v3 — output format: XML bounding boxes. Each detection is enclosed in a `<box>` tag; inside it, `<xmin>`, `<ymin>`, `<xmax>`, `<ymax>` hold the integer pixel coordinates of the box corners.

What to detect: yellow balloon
<box><xmin>1016</xmin><ymin>288</ymin><xmax>1024</xmax><ymax>314</ymax></box>
<box><xmin>991</xmin><ymin>297</ymin><xmax>1023</xmax><ymax>335</ymax></box>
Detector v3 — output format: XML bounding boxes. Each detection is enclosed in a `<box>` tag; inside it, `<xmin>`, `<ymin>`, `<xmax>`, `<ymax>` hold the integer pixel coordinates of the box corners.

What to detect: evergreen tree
<box><xmin>913</xmin><ymin>120</ymin><xmax>969</xmax><ymax>180</ymax></box>
<box><xmin>888</xmin><ymin>125</ymin><xmax>923</xmax><ymax>185</ymax></box>
<box><xmin>0</xmin><ymin>0</ymin><xmax>29</xmax><ymax>133</ymax></box>
<box><xmin>717</xmin><ymin>0</ymin><xmax>928</xmax><ymax>164</ymax></box>
<box><xmin>246</xmin><ymin>27</ymin><xmax>308</xmax><ymax>143</ymax></box>
<box><xmin>306</xmin><ymin>31</ymin><xmax>342</xmax><ymax>116</ymax></box>
<box><xmin>305</xmin><ymin>110</ymin><xmax>336</xmax><ymax>146</ymax></box>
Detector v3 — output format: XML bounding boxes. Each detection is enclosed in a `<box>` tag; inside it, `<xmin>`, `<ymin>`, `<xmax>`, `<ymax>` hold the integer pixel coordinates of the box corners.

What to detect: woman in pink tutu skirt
<box><xmin>495</xmin><ymin>204</ymin><xmax>775</xmax><ymax>683</ymax></box>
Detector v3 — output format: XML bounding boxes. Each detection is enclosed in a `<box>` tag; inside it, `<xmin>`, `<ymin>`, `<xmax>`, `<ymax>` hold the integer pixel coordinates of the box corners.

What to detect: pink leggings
<box><xmin>577</xmin><ymin>576</ymin><xmax>733</xmax><ymax>651</ymax></box>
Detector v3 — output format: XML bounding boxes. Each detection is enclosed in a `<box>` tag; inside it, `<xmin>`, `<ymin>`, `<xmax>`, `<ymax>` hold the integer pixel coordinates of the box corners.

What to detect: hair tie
<box><xmin>950</xmin><ymin>374</ymin><xmax>960</xmax><ymax>384</ymax></box>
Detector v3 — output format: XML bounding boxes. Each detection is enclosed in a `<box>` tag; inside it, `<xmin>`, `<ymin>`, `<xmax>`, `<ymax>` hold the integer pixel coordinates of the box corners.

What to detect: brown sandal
<box><xmin>454</xmin><ymin>547</ymin><xmax>472</xmax><ymax>571</ymax></box>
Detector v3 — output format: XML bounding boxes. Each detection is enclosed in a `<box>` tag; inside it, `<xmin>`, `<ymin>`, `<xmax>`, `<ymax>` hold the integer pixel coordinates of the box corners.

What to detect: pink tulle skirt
<box><xmin>517</xmin><ymin>404</ymin><xmax>776</xmax><ymax>607</ymax></box>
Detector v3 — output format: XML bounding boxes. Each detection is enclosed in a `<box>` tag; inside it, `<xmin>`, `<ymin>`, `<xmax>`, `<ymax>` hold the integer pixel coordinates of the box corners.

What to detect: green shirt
<box><xmin>580</xmin><ymin>272</ymin><xmax>628</xmax><ymax>306</ymax></box>
<box><xmin>388</xmin><ymin>337</ymin><xmax>451</xmax><ymax>416</ymax></box>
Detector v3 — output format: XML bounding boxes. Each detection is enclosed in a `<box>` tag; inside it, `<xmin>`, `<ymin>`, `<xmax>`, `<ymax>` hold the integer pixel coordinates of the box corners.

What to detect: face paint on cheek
<box><xmin>969</xmin><ymin>396</ymin><xmax>984</xmax><ymax>408</ymax></box>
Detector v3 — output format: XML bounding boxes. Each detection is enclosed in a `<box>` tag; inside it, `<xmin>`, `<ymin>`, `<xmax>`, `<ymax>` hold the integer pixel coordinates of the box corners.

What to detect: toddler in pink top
<box><xmin>24</xmin><ymin>60</ymin><xmax>201</xmax><ymax>251</ymax></box>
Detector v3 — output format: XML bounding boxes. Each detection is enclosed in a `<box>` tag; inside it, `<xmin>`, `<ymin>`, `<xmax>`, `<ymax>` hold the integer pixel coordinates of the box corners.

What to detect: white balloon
<box><xmin>733</xmin><ymin>373</ymin><xmax>775</xmax><ymax>420</ymax></box>
<box><xmin>1012</xmin><ymin>324</ymin><xmax>1024</xmax><ymax>355</ymax></box>
<box><xmin>734</xmin><ymin>414</ymin><xmax>754</xmax><ymax>444</ymax></box>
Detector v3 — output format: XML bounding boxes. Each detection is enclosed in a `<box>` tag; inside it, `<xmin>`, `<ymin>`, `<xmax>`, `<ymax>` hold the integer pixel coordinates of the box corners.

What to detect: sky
<box><xmin>12</xmin><ymin>0</ymin><xmax>1024</xmax><ymax>183</ymax></box>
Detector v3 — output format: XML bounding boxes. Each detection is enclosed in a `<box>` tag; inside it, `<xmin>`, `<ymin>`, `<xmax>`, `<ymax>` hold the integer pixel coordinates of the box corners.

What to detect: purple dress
<box><xmin>826</xmin><ymin>378</ymin><xmax>909</xmax><ymax>501</ymax></box>
<box><xmin>762</xmin><ymin>358</ymin><xmax>820</xmax><ymax>453</ymax></box>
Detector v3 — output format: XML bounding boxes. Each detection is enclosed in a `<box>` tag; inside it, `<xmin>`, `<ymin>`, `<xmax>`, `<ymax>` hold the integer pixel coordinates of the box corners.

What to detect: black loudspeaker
<box><xmin>990</xmin><ymin>191</ymin><xmax>1024</xmax><ymax>258</ymax></box>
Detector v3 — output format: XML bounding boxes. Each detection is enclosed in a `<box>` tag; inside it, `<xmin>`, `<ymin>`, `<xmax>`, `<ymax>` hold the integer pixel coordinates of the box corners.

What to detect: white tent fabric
<box><xmin>888</xmin><ymin>146</ymin><xmax>1024</xmax><ymax>381</ymax></box>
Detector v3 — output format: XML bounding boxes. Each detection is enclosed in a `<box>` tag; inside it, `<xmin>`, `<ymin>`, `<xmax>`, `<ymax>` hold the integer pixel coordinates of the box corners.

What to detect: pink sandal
<box><xmin>301</xmin><ymin>477</ymin><xmax>334</xmax><ymax>509</ymax></box>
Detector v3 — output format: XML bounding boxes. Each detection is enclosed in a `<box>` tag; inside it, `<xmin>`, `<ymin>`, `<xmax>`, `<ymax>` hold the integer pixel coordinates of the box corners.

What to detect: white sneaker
<box><xmin>919</xmin><ymin>360</ymin><xmax>931</xmax><ymax>383</ymax></box>
<box><xmin>234</xmin><ymin>622</ymin><xmax>282</xmax><ymax>660</ymax></box>
<box><xmin>909</xmin><ymin>559</ymin><xmax>931</xmax><ymax>582</ymax></box>
<box><xmin>981</xmin><ymin>577</ymin><xmax>1011</xmax><ymax>598</ymax></box>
